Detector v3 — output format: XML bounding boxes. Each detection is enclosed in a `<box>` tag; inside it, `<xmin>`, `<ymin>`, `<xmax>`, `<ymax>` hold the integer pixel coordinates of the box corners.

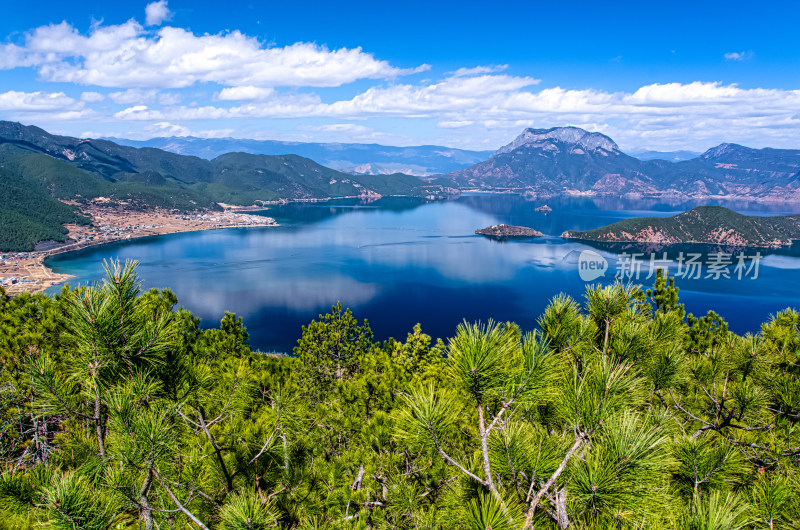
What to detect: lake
<box><xmin>46</xmin><ymin>195</ymin><xmax>800</xmax><ymax>352</ymax></box>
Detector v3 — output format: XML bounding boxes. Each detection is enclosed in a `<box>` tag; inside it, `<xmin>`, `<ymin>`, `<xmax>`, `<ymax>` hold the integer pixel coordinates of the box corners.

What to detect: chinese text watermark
<box><xmin>577</xmin><ymin>250</ymin><xmax>762</xmax><ymax>282</ymax></box>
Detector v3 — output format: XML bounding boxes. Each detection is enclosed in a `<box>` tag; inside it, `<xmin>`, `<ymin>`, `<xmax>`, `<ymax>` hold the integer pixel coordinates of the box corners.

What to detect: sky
<box><xmin>1</xmin><ymin>0</ymin><xmax>799</xmax><ymax>152</ymax></box>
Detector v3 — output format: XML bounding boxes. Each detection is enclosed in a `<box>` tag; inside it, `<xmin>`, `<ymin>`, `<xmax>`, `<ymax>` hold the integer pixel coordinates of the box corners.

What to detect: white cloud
<box><xmin>1</xmin><ymin>14</ymin><xmax>797</xmax><ymax>152</ymax></box>
<box><xmin>296</xmin><ymin>123</ymin><xmax>410</xmax><ymax>144</ymax></box>
<box><xmin>145</xmin><ymin>0</ymin><xmax>173</xmax><ymax>26</ymax></box>
<box><xmin>217</xmin><ymin>86</ymin><xmax>276</xmax><ymax>101</ymax></box>
<box><xmin>157</xmin><ymin>92</ymin><xmax>182</xmax><ymax>105</ymax></box>
<box><xmin>0</xmin><ymin>43</ymin><xmax>40</xmax><ymax>69</ymax></box>
<box><xmin>450</xmin><ymin>65</ymin><xmax>508</xmax><ymax>77</ymax></box>
<box><xmin>724</xmin><ymin>51</ymin><xmax>754</xmax><ymax>61</ymax></box>
<box><xmin>0</xmin><ymin>90</ymin><xmax>79</xmax><ymax>111</ymax></box>
<box><xmin>110</xmin><ymin>88</ymin><xmax>159</xmax><ymax>104</ymax></box>
<box><xmin>438</xmin><ymin>120</ymin><xmax>474</xmax><ymax>128</ymax></box>
<box><xmin>104</xmin><ymin>77</ymin><xmax>800</xmax><ymax>151</ymax></box>
<box><xmin>1</xmin><ymin>20</ymin><xmax>429</xmax><ymax>89</ymax></box>
<box><xmin>108</xmin><ymin>88</ymin><xmax>182</xmax><ymax>105</ymax></box>
<box><xmin>303</xmin><ymin>123</ymin><xmax>374</xmax><ymax>134</ymax></box>
<box><xmin>146</xmin><ymin>121</ymin><xmax>189</xmax><ymax>136</ymax></box>
<box><xmin>80</xmin><ymin>91</ymin><xmax>105</xmax><ymax>102</ymax></box>
<box><xmin>114</xmin><ymin>105</ymin><xmax>156</xmax><ymax>119</ymax></box>
<box><xmin>143</xmin><ymin>122</ymin><xmax>233</xmax><ymax>138</ymax></box>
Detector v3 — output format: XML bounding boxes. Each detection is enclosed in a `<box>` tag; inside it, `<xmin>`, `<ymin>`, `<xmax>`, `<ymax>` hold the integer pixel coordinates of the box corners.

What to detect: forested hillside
<box><xmin>562</xmin><ymin>206</ymin><xmax>800</xmax><ymax>248</ymax></box>
<box><xmin>0</xmin><ymin>121</ymin><xmax>445</xmax><ymax>208</ymax></box>
<box><xmin>1</xmin><ymin>263</ymin><xmax>798</xmax><ymax>528</ymax></box>
<box><xmin>0</xmin><ymin>121</ymin><xmax>453</xmax><ymax>251</ymax></box>
<box><xmin>0</xmin><ymin>164</ymin><xmax>90</xmax><ymax>251</ymax></box>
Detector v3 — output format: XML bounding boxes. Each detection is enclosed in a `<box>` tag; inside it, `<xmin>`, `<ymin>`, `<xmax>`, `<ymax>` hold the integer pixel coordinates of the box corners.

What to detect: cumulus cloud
<box><xmin>146</xmin><ymin>121</ymin><xmax>190</xmax><ymax>136</ymax></box>
<box><xmin>145</xmin><ymin>0</ymin><xmax>173</xmax><ymax>26</ymax></box>
<box><xmin>141</xmin><ymin>122</ymin><xmax>234</xmax><ymax>138</ymax></box>
<box><xmin>302</xmin><ymin>123</ymin><xmax>374</xmax><ymax>134</ymax></box>
<box><xmin>80</xmin><ymin>91</ymin><xmax>105</xmax><ymax>102</ymax></box>
<box><xmin>438</xmin><ymin>120</ymin><xmax>475</xmax><ymax>128</ymax></box>
<box><xmin>0</xmin><ymin>43</ymin><xmax>40</xmax><ymax>69</ymax></box>
<box><xmin>0</xmin><ymin>90</ymin><xmax>79</xmax><ymax>111</ymax></box>
<box><xmin>108</xmin><ymin>88</ymin><xmax>181</xmax><ymax>105</ymax></box>
<box><xmin>296</xmin><ymin>123</ymin><xmax>410</xmax><ymax>144</ymax></box>
<box><xmin>110</xmin><ymin>88</ymin><xmax>159</xmax><ymax>104</ymax></box>
<box><xmin>216</xmin><ymin>86</ymin><xmax>276</xmax><ymax>101</ymax></box>
<box><xmin>0</xmin><ymin>20</ymin><xmax>429</xmax><ymax>89</ymax></box>
<box><xmin>724</xmin><ymin>51</ymin><xmax>754</xmax><ymax>61</ymax></box>
<box><xmin>450</xmin><ymin>64</ymin><xmax>509</xmax><ymax>77</ymax></box>
<box><xmin>0</xmin><ymin>13</ymin><xmax>797</xmax><ymax>151</ymax></box>
<box><xmin>105</xmin><ymin>77</ymin><xmax>800</xmax><ymax>150</ymax></box>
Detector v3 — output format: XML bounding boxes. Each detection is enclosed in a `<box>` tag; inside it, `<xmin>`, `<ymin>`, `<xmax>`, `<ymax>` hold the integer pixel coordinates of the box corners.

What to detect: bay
<box><xmin>45</xmin><ymin>195</ymin><xmax>800</xmax><ymax>352</ymax></box>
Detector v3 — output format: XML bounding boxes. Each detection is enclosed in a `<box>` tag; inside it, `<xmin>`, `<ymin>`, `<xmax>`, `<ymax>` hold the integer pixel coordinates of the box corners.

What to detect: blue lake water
<box><xmin>46</xmin><ymin>195</ymin><xmax>800</xmax><ymax>352</ymax></box>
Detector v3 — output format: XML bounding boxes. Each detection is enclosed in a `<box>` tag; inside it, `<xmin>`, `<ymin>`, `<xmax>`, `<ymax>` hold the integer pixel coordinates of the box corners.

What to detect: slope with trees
<box><xmin>562</xmin><ymin>206</ymin><xmax>800</xmax><ymax>248</ymax></box>
<box><xmin>0</xmin><ymin>264</ymin><xmax>799</xmax><ymax>528</ymax></box>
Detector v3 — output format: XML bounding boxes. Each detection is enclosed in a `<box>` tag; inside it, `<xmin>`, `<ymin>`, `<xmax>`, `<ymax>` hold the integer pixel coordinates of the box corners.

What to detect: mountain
<box><xmin>0</xmin><ymin>121</ymin><xmax>446</xmax><ymax>203</ymax></box>
<box><xmin>108</xmin><ymin>136</ymin><xmax>493</xmax><ymax>176</ymax></box>
<box><xmin>561</xmin><ymin>206</ymin><xmax>800</xmax><ymax>248</ymax></box>
<box><xmin>447</xmin><ymin>126</ymin><xmax>658</xmax><ymax>195</ymax></box>
<box><xmin>631</xmin><ymin>149</ymin><xmax>700</xmax><ymax>162</ymax></box>
<box><xmin>445</xmin><ymin>127</ymin><xmax>800</xmax><ymax>201</ymax></box>
<box><xmin>0</xmin><ymin>121</ymin><xmax>452</xmax><ymax>251</ymax></box>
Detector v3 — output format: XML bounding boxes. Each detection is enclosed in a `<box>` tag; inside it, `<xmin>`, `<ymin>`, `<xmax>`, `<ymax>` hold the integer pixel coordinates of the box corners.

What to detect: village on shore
<box><xmin>1</xmin><ymin>205</ymin><xmax>277</xmax><ymax>296</ymax></box>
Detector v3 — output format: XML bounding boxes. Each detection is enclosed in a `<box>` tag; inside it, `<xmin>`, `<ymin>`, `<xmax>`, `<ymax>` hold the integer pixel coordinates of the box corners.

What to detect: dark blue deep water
<box><xmin>45</xmin><ymin>195</ymin><xmax>800</xmax><ymax>352</ymax></box>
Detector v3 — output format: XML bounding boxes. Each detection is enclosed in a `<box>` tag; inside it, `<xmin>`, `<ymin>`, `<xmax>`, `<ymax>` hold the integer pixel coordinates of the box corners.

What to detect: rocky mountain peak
<box><xmin>700</xmin><ymin>143</ymin><xmax>746</xmax><ymax>159</ymax></box>
<box><xmin>494</xmin><ymin>126</ymin><xmax>619</xmax><ymax>156</ymax></box>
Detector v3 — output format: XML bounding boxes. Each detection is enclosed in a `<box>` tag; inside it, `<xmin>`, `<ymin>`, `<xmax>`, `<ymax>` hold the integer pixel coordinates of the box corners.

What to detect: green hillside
<box><xmin>0</xmin><ymin>166</ymin><xmax>90</xmax><ymax>251</ymax></box>
<box><xmin>0</xmin><ymin>121</ymin><xmax>444</xmax><ymax>250</ymax></box>
<box><xmin>0</xmin><ymin>121</ymin><xmax>437</xmax><ymax>207</ymax></box>
<box><xmin>562</xmin><ymin>205</ymin><xmax>800</xmax><ymax>247</ymax></box>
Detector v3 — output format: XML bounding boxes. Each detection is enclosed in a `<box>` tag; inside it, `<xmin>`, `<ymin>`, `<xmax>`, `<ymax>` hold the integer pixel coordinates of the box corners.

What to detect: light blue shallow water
<box><xmin>45</xmin><ymin>195</ymin><xmax>800</xmax><ymax>352</ymax></box>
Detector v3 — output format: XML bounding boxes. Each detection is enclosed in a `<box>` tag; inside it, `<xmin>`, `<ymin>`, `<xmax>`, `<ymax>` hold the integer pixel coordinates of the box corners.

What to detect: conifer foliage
<box><xmin>0</xmin><ymin>264</ymin><xmax>799</xmax><ymax>528</ymax></box>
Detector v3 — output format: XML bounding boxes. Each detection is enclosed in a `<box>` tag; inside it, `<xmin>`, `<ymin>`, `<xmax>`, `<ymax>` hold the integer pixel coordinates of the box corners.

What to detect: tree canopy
<box><xmin>0</xmin><ymin>266</ymin><xmax>798</xmax><ymax>528</ymax></box>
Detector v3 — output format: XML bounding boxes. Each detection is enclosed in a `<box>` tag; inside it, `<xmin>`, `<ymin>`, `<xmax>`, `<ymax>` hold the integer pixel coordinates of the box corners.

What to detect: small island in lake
<box><xmin>476</xmin><ymin>224</ymin><xmax>544</xmax><ymax>239</ymax></box>
<box><xmin>535</xmin><ymin>205</ymin><xmax>553</xmax><ymax>214</ymax></box>
<box><xmin>561</xmin><ymin>206</ymin><xmax>800</xmax><ymax>248</ymax></box>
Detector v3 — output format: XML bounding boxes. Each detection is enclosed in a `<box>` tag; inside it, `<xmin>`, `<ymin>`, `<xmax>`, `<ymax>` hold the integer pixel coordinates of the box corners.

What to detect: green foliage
<box><xmin>41</xmin><ymin>471</ymin><xmax>122</xmax><ymax>529</ymax></box>
<box><xmin>647</xmin><ymin>268</ymin><xmax>685</xmax><ymax>317</ymax></box>
<box><xmin>218</xmin><ymin>490</ymin><xmax>280</xmax><ymax>529</ymax></box>
<box><xmin>293</xmin><ymin>302</ymin><xmax>374</xmax><ymax>389</ymax></box>
<box><xmin>1</xmin><ymin>261</ymin><xmax>799</xmax><ymax>528</ymax></box>
<box><xmin>687</xmin><ymin>490</ymin><xmax>751</xmax><ymax>530</ymax></box>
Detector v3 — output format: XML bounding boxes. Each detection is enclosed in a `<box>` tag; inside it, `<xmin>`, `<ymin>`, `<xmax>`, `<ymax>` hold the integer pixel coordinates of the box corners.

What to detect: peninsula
<box><xmin>561</xmin><ymin>206</ymin><xmax>800</xmax><ymax>248</ymax></box>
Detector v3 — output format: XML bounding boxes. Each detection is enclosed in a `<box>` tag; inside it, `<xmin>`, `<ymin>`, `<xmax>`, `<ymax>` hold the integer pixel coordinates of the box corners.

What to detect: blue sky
<box><xmin>1</xmin><ymin>0</ymin><xmax>798</xmax><ymax>151</ymax></box>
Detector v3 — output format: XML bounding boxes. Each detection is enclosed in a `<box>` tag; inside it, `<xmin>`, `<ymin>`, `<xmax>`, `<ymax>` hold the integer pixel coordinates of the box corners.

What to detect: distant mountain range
<box><xmin>444</xmin><ymin>127</ymin><xmax>800</xmax><ymax>201</ymax></box>
<box><xmin>630</xmin><ymin>150</ymin><xmax>701</xmax><ymax>162</ymax></box>
<box><xmin>3</xmin><ymin>119</ymin><xmax>800</xmax><ymax>251</ymax></box>
<box><xmin>562</xmin><ymin>206</ymin><xmax>800</xmax><ymax>248</ymax></box>
<box><xmin>0</xmin><ymin>121</ymin><xmax>452</xmax><ymax>251</ymax></box>
<box><xmin>108</xmin><ymin>136</ymin><xmax>493</xmax><ymax>176</ymax></box>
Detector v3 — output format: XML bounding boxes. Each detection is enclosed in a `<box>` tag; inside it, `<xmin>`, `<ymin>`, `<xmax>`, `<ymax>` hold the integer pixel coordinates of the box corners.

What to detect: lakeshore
<box><xmin>42</xmin><ymin>195</ymin><xmax>800</xmax><ymax>352</ymax></box>
<box><xmin>0</xmin><ymin>205</ymin><xmax>277</xmax><ymax>296</ymax></box>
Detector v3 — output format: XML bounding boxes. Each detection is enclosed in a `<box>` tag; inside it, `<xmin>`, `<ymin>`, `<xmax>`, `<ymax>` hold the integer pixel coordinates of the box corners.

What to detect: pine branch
<box><xmin>152</xmin><ymin>469</ymin><xmax>209</xmax><ymax>530</ymax></box>
<box><xmin>522</xmin><ymin>428</ymin><xmax>588</xmax><ymax>530</ymax></box>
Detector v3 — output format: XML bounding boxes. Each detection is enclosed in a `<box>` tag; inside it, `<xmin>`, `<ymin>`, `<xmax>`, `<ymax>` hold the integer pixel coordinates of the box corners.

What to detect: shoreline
<box><xmin>1</xmin><ymin>206</ymin><xmax>278</xmax><ymax>296</ymax></box>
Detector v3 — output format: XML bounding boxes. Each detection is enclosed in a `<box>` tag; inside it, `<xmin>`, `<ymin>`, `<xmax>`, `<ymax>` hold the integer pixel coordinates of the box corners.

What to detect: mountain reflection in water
<box><xmin>46</xmin><ymin>195</ymin><xmax>800</xmax><ymax>352</ymax></box>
